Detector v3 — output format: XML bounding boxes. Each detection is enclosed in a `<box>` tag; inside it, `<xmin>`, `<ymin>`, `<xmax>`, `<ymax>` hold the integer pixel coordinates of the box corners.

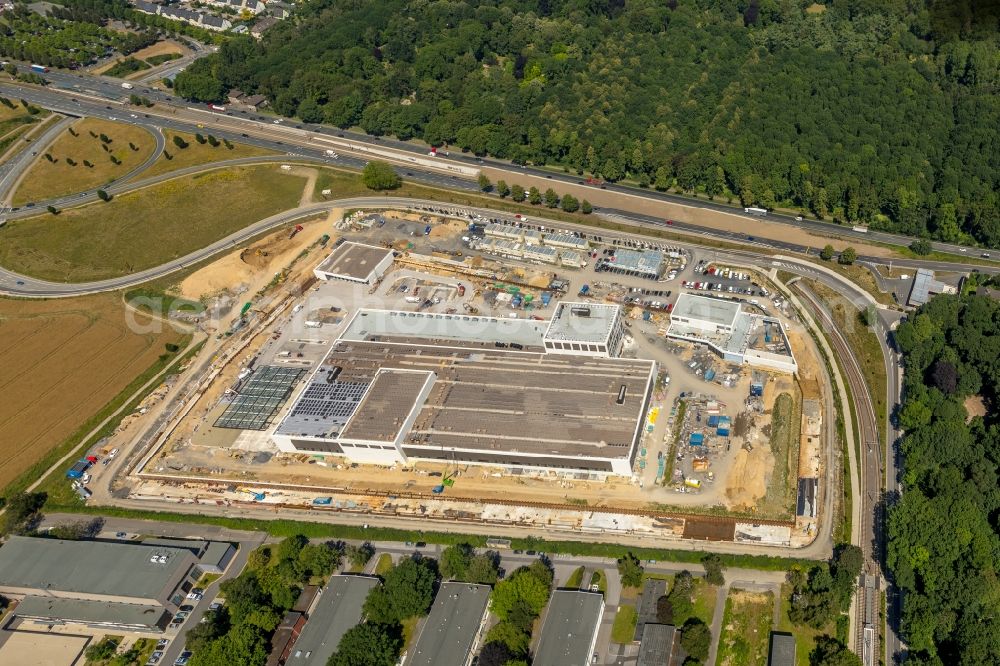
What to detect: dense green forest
<box><xmin>174</xmin><ymin>0</ymin><xmax>999</xmax><ymax>244</ymax></box>
<box><xmin>889</xmin><ymin>287</ymin><xmax>1000</xmax><ymax>665</ymax></box>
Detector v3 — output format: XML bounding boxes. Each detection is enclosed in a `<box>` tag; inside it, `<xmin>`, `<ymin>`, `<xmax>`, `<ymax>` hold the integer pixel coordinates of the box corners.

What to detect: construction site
<box><xmin>102</xmin><ymin>206</ymin><xmax>829</xmax><ymax>549</ymax></box>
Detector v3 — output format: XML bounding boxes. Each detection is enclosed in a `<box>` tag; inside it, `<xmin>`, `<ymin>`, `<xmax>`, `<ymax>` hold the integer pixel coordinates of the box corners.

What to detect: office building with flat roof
<box><xmin>667</xmin><ymin>294</ymin><xmax>797</xmax><ymax>374</ymax></box>
<box><xmin>534</xmin><ymin>590</ymin><xmax>604</xmax><ymax>666</ymax></box>
<box><xmin>543</xmin><ymin>301</ymin><xmax>625</xmax><ymax>358</ymax></box>
<box><xmin>408</xmin><ymin>582</ymin><xmax>491</xmax><ymax>666</ymax></box>
<box><xmin>313</xmin><ymin>241</ymin><xmax>394</xmax><ymax>284</ymax></box>
<box><xmin>287</xmin><ymin>575</ymin><xmax>380</xmax><ymax>666</ymax></box>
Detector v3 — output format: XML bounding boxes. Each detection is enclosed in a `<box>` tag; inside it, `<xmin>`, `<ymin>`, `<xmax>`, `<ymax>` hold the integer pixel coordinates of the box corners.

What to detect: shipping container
<box><xmin>689</xmin><ymin>433</ymin><xmax>704</xmax><ymax>446</ymax></box>
<box><xmin>717</xmin><ymin>427</ymin><xmax>731</xmax><ymax>437</ymax></box>
<box><xmin>66</xmin><ymin>460</ymin><xmax>90</xmax><ymax>479</ymax></box>
<box><xmin>707</xmin><ymin>415</ymin><xmax>721</xmax><ymax>427</ymax></box>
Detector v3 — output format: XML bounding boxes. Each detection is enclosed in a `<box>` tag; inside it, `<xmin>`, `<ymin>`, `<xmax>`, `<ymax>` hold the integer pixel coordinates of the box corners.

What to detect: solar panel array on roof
<box><xmin>214</xmin><ymin>366</ymin><xmax>305</xmax><ymax>430</ymax></box>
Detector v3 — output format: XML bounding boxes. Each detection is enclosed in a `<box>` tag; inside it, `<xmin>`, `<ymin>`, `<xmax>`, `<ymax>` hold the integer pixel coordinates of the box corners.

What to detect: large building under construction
<box><xmin>271</xmin><ymin>304</ymin><xmax>655</xmax><ymax>476</ymax></box>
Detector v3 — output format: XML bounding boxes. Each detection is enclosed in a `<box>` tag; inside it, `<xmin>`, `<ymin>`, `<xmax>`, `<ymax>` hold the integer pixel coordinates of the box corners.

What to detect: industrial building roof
<box><xmin>544</xmin><ymin>302</ymin><xmax>620</xmax><ymax>344</ymax></box>
<box><xmin>672</xmin><ymin>293</ymin><xmax>741</xmax><ymax>328</ymax></box>
<box><xmin>534</xmin><ymin>590</ymin><xmax>604</xmax><ymax>666</ymax></box>
<box><xmin>14</xmin><ymin>596</ymin><xmax>169</xmax><ymax>629</ymax></box>
<box><xmin>769</xmin><ymin>632</ymin><xmax>797</xmax><ymax>666</ymax></box>
<box><xmin>637</xmin><ymin>623</ymin><xmax>676</xmax><ymax>666</ymax></box>
<box><xmin>340</xmin><ymin>369</ymin><xmax>433</xmax><ymax>443</ymax></box>
<box><xmin>408</xmin><ymin>583</ymin><xmax>491</xmax><ymax>666</ymax></box>
<box><xmin>908</xmin><ymin>268</ymin><xmax>949</xmax><ymax>306</ymax></box>
<box><xmin>277</xmin><ymin>340</ymin><xmax>654</xmax><ymax>459</ymax></box>
<box><xmin>314</xmin><ymin>242</ymin><xmax>392</xmax><ymax>281</ymax></box>
<box><xmin>0</xmin><ymin>537</ymin><xmax>195</xmax><ymax>601</ymax></box>
<box><xmin>339</xmin><ymin>309</ymin><xmax>547</xmax><ymax>349</ymax></box>
<box><xmin>286</xmin><ymin>576</ymin><xmax>379</xmax><ymax>666</ymax></box>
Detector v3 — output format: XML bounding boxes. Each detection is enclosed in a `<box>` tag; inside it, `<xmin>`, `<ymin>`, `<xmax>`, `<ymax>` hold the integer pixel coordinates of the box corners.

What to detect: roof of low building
<box><xmin>408</xmin><ymin>582</ymin><xmax>491</xmax><ymax>666</ymax></box>
<box><xmin>671</xmin><ymin>293</ymin><xmax>741</xmax><ymax>328</ymax></box>
<box><xmin>314</xmin><ymin>241</ymin><xmax>393</xmax><ymax>281</ymax></box>
<box><xmin>534</xmin><ymin>590</ymin><xmax>604</xmax><ymax>666</ymax></box>
<box><xmin>0</xmin><ymin>536</ymin><xmax>195</xmax><ymax>600</ymax></box>
<box><xmin>637</xmin><ymin>623</ymin><xmax>676</xmax><ymax>666</ymax></box>
<box><xmin>286</xmin><ymin>575</ymin><xmax>380</xmax><ymax>666</ymax></box>
<box><xmin>15</xmin><ymin>595</ymin><xmax>169</xmax><ymax>629</ymax></box>
<box><xmin>769</xmin><ymin>632</ymin><xmax>797</xmax><ymax>666</ymax></box>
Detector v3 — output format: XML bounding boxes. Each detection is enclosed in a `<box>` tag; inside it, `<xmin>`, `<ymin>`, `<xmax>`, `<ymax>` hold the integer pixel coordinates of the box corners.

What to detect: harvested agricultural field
<box><xmin>12</xmin><ymin>118</ymin><xmax>157</xmax><ymax>205</ymax></box>
<box><xmin>0</xmin><ymin>165</ymin><xmax>308</xmax><ymax>282</ymax></box>
<box><xmin>0</xmin><ymin>292</ymin><xmax>185</xmax><ymax>490</ymax></box>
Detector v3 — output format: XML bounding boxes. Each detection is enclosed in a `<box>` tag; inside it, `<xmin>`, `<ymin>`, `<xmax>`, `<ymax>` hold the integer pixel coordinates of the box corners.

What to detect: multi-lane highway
<box><xmin>2</xmin><ymin>64</ymin><xmax>998</xmax><ymax>259</ymax></box>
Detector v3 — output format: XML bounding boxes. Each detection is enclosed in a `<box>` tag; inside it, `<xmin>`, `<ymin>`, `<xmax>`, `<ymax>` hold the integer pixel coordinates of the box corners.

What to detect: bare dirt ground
<box><xmin>0</xmin><ymin>293</ymin><xmax>184</xmax><ymax>489</ymax></box>
<box><xmin>177</xmin><ymin>216</ymin><xmax>330</xmax><ymax>301</ymax></box>
<box><xmin>964</xmin><ymin>395</ymin><xmax>987</xmax><ymax>422</ymax></box>
<box><xmin>129</xmin><ymin>40</ymin><xmax>191</xmax><ymax>61</ymax></box>
<box><xmin>479</xmin><ymin>166</ymin><xmax>893</xmax><ymax>258</ymax></box>
<box><xmin>176</xmin><ymin>174</ymin><xmax>333</xmax><ymax>301</ymax></box>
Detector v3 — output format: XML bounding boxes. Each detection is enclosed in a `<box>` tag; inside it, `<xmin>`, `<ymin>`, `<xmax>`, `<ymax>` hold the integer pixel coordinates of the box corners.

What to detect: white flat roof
<box><xmin>314</xmin><ymin>241</ymin><xmax>392</xmax><ymax>280</ymax></box>
<box><xmin>672</xmin><ymin>293</ymin><xmax>741</xmax><ymax>328</ymax></box>
<box><xmin>544</xmin><ymin>302</ymin><xmax>619</xmax><ymax>344</ymax></box>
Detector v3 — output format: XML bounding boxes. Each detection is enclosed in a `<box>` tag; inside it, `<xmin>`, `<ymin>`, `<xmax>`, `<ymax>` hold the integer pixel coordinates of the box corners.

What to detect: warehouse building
<box><xmin>667</xmin><ymin>294</ymin><xmax>797</xmax><ymax>374</ymax></box>
<box><xmin>286</xmin><ymin>575</ymin><xmax>380</xmax><ymax>666</ymax></box>
<box><xmin>0</xmin><ymin>537</ymin><xmax>200</xmax><ymax>632</ymax></box>
<box><xmin>272</xmin><ymin>304</ymin><xmax>654</xmax><ymax>476</ymax></box>
<box><xmin>313</xmin><ymin>241</ymin><xmax>394</xmax><ymax>284</ymax></box>
<box><xmin>408</xmin><ymin>582</ymin><xmax>491</xmax><ymax>666</ymax></box>
<box><xmin>534</xmin><ymin>590</ymin><xmax>604</xmax><ymax>666</ymax></box>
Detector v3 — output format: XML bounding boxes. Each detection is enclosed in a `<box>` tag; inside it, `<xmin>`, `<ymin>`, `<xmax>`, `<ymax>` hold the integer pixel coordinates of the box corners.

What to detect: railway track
<box><xmin>792</xmin><ymin>282</ymin><xmax>882</xmax><ymax>666</ymax></box>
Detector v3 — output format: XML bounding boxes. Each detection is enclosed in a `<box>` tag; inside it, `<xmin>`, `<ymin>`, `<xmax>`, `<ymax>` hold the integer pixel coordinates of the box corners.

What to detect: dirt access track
<box><xmin>0</xmin><ymin>292</ymin><xmax>185</xmax><ymax>489</ymax></box>
<box><xmin>479</xmin><ymin>166</ymin><xmax>892</xmax><ymax>258</ymax></box>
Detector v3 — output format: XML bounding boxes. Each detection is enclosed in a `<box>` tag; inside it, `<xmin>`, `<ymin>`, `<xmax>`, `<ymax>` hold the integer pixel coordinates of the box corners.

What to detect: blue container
<box><xmin>717</xmin><ymin>427</ymin><xmax>731</xmax><ymax>437</ymax></box>
<box><xmin>707</xmin><ymin>415</ymin><xmax>721</xmax><ymax>427</ymax></box>
<box><xmin>689</xmin><ymin>433</ymin><xmax>705</xmax><ymax>446</ymax></box>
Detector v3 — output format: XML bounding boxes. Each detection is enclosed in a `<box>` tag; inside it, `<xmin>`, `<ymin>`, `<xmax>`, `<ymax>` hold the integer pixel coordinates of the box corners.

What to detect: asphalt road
<box><xmin>2</xmin><ymin>65</ymin><xmax>998</xmax><ymax>260</ymax></box>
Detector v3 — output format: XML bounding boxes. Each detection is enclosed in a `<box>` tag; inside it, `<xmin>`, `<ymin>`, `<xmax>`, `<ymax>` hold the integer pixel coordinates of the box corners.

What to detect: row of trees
<box><xmin>175</xmin><ymin>0</ymin><xmax>1000</xmax><ymax>245</ymax></box>
<box><xmin>478</xmin><ymin>174</ymin><xmax>592</xmax><ymax>214</ymax></box>
<box><xmin>888</xmin><ymin>290</ymin><xmax>1000</xmax><ymax>664</ymax></box>
<box><xmin>476</xmin><ymin>557</ymin><xmax>553</xmax><ymax>666</ymax></box>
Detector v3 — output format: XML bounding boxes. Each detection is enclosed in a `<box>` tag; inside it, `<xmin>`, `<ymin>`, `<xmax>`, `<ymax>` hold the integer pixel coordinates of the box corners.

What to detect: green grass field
<box><xmin>611</xmin><ymin>605</ymin><xmax>638</xmax><ymax>644</ymax></box>
<box><xmin>374</xmin><ymin>553</ymin><xmax>393</xmax><ymax>576</ymax></box>
<box><xmin>0</xmin><ymin>165</ymin><xmax>307</xmax><ymax>281</ymax></box>
<box><xmin>12</xmin><ymin>118</ymin><xmax>157</xmax><ymax>205</ymax></box>
<box><xmin>143</xmin><ymin>130</ymin><xmax>277</xmax><ymax>179</ymax></box>
<box><xmin>565</xmin><ymin>566</ymin><xmax>584</xmax><ymax>589</ymax></box>
<box><xmin>758</xmin><ymin>390</ymin><xmax>802</xmax><ymax>518</ymax></box>
<box><xmin>716</xmin><ymin>589</ymin><xmax>774</xmax><ymax>666</ymax></box>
